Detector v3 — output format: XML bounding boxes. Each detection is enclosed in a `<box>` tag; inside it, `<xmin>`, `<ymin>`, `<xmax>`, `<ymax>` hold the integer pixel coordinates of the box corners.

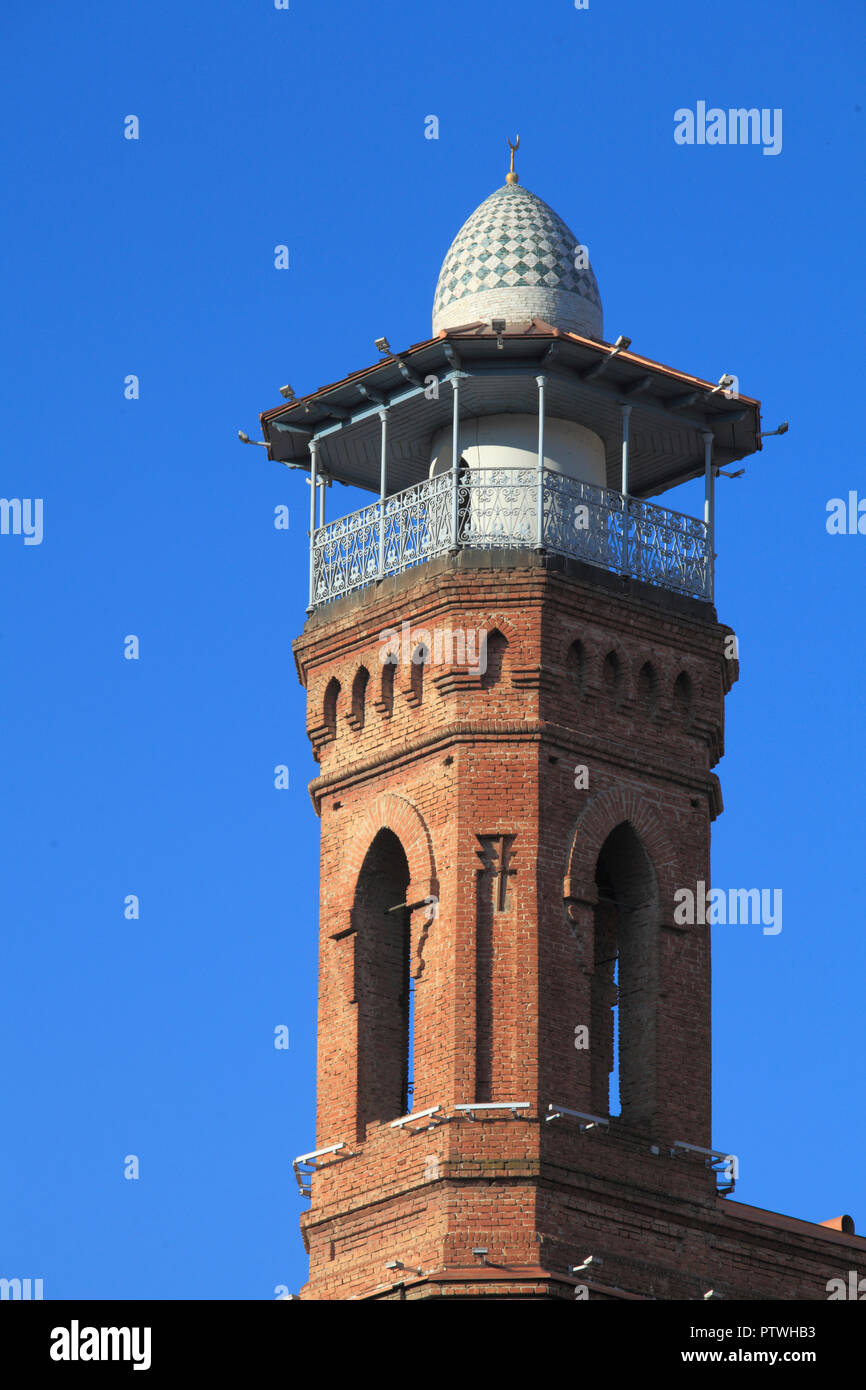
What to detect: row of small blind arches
<box><xmin>322</xmin><ymin>635</ymin><xmax>694</xmax><ymax>733</ymax></box>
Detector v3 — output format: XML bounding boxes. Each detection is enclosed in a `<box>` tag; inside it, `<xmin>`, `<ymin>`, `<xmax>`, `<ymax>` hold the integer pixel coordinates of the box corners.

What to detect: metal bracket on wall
<box><xmin>546</xmin><ymin>1103</ymin><xmax>610</xmax><ymax>1133</ymax></box>
<box><xmin>292</xmin><ymin>1141</ymin><xmax>357</xmax><ymax>1199</ymax></box>
<box><xmin>455</xmin><ymin>1101</ymin><xmax>530</xmax><ymax>1121</ymax></box>
<box><xmin>670</xmin><ymin>1139</ymin><xmax>738</xmax><ymax>1195</ymax></box>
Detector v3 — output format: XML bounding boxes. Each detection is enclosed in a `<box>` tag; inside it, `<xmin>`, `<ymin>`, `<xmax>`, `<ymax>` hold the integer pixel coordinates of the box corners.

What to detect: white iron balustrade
<box><xmin>311</xmin><ymin>467</ymin><xmax>710</xmax><ymax>607</ymax></box>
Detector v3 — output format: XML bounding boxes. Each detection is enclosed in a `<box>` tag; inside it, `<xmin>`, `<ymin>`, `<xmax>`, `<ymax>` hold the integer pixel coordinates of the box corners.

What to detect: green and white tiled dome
<box><xmin>433</xmin><ymin>182</ymin><xmax>603</xmax><ymax>339</ymax></box>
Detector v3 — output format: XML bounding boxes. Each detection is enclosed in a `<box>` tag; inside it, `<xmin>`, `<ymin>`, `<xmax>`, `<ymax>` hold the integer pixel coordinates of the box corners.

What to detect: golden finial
<box><xmin>506</xmin><ymin>134</ymin><xmax>520</xmax><ymax>184</ymax></box>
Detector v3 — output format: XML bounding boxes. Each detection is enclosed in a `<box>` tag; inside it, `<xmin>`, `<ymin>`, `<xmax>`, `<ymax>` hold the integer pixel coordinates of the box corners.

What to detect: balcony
<box><xmin>310</xmin><ymin>466</ymin><xmax>711</xmax><ymax>610</ymax></box>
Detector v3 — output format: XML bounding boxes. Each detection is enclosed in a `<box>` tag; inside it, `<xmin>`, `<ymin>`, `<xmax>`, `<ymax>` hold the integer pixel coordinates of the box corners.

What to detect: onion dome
<box><xmin>433</xmin><ymin>164</ymin><xmax>603</xmax><ymax>339</ymax></box>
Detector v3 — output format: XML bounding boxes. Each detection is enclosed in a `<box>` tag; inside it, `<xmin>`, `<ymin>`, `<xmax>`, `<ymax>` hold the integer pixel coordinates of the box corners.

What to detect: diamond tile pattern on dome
<box><xmin>433</xmin><ymin>183</ymin><xmax>601</xmax><ymax>318</ymax></box>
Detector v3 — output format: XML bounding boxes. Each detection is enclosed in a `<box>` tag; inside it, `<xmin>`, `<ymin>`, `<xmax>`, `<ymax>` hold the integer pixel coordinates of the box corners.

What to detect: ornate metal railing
<box><xmin>311</xmin><ymin>467</ymin><xmax>710</xmax><ymax>607</ymax></box>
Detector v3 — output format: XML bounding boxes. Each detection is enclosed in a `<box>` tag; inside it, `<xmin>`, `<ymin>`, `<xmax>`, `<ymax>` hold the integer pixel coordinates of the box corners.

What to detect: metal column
<box><xmin>307</xmin><ymin>437</ymin><xmax>319</xmax><ymax>610</ymax></box>
<box><xmin>450</xmin><ymin>377</ymin><xmax>460</xmax><ymax>550</ymax></box>
<box><xmin>378</xmin><ymin>409</ymin><xmax>388</xmax><ymax>577</ymax></box>
<box><xmin>536</xmin><ymin>374</ymin><xmax>546</xmax><ymax>548</ymax></box>
<box><xmin>703</xmin><ymin>429</ymin><xmax>715</xmax><ymax>603</ymax></box>
<box><xmin>621</xmin><ymin>401</ymin><xmax>633</xmax><ymax>577</ymax></box>
<box><xmin>621</xmin><ymin>402</ymin><xmax>632</xmax><ymax>495</ymax></box>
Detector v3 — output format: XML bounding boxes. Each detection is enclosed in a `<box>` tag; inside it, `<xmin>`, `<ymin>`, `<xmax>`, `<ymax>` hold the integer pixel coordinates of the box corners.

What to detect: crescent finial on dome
<box><xmin>506</xmin><ymin>134</ymin><xmax>520</xmax><ymax>185</ymax></box>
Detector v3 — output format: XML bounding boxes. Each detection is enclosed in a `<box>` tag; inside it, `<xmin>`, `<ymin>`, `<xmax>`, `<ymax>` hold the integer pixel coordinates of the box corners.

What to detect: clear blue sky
<box><xmin>1</xmin><ymin>0</ymin><xmax>864</xmax><ymax>1299</ymax></box>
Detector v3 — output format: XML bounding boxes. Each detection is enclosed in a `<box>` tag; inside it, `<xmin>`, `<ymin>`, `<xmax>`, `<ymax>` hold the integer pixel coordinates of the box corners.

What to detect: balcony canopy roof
<box><xmin>259</xmin><ymin>320</ymin><xmax>762</xmax><ymax>502</ymax></box>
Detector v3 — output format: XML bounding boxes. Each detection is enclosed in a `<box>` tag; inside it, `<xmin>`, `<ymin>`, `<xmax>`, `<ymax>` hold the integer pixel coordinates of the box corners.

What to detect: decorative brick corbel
<box><xmin>308</xmin><ymin>720</ymin><xmax>335</xmax><ymax>761</ymax></box>
<box><xmin>431</xmin><ymin>669</ymin><xmax>483</xmax><ymax>697</ymax></box>
<box><xmin>562</xmin><ymin>875</ymin><xmax>598</xmax><ymax>956</ymax></box>
<box><xmin>328</xmin><ymin>908</ymin><xmax>358</xmax><ymax>1005</ymax></box>
<box><xmin>511</xmin><ymin>664</ymin><xmax>557</xmax><ymax>694</ymax></box>
<box><xmin>406</xmin><ymin>877</ymin><xmax>439</xmax><ymax>981</ymax></box>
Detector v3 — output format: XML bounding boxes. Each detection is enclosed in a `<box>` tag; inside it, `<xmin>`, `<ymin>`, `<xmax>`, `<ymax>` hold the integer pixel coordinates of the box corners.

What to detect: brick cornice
<box><xmin>308</xmin><ymin>717</ymin><xmax>721</xmax><ymax>812</ymax></box>
<box><xmin>293</xmin><ymin>551</ymin><xmax>735</xmax><ymax>686</ymax></box>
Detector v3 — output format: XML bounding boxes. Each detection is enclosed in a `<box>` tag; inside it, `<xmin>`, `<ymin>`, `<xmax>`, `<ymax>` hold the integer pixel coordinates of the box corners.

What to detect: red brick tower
<box><xmin>258</xmin><ymin>161</ymin><xmax>866</xmax><ymax>1299</ymax></box>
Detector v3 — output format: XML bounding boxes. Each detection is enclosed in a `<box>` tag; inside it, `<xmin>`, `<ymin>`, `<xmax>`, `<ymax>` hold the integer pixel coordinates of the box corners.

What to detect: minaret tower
<box><xmin>255</xmin><ymin>147</ymin><xmax>866</xmax><ymax>1299</ymax></box>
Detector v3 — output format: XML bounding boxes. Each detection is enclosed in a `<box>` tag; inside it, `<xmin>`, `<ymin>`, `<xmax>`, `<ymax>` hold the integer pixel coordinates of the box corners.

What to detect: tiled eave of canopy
<box><xmin>259</xmin><ymin>321</ymin><xmax>762</xmax><ymax>502</ymax></box>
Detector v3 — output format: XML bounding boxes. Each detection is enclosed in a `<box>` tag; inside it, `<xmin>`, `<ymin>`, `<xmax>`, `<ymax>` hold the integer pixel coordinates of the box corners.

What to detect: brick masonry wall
<box><xmin>290</xmin><ymin>550</ymin><xmax>866</xmax><ymax>1299</ymax></box>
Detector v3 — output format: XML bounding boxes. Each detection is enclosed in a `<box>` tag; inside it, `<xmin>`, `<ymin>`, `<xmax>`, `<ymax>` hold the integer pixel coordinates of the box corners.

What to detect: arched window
<box><xmin>351</xmin><ymin>666</ymin><xmax>369</xmax><ymax>730</ymax></box>
<box><xmin>479</xmin><ymin>629</ymin><xmax>507</xmax><ymax>689</ymax></box>
<box><xmin>353</xmin><ymin>829</ymin><xmax>412</xmax><ymax>1135</ymax></box>
<box><xmin>592</xmin><ymin>823</ymin><xmax>659</xmax><ymax>1130</ymax></box>
<box><xmin>380</xmin><ymin>659</ymin><xmax>395</xmax><ymax>717</ymax></box>
<box><xmin>567</xmin><ymin>639</ymin><xmax>586</xmax><ymax>698</ymax></box>
<box><xmin>674</xmin><ymin>670</ymin><xmax>693</xmax><ymax>720</ymax></box>
<box><xmin>323</xmin><ymin>678</ymin><xmax>340</xmax><ymax>739</ymax></box>
<box><xmin>602</xmin><ymin>649</ymin><xmax>622</xmax><ymax>697</ymax></box>
<box><xmin>638</xmin><ymin>661</ymin><xmax>658</xmax><ymax>717</ymax></box>
<box><xmin>410</xmin><ymin>644</ymin><xmax>427</xmax><ymax>704</ymax></box>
